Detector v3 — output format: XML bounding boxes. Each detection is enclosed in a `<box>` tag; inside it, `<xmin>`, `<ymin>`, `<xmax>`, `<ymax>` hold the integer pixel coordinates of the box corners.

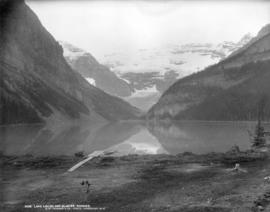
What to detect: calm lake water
<box><xmin>1</xmin><ymin>121</ymin><xmax>270</xmax><ymax>156</ymax></box>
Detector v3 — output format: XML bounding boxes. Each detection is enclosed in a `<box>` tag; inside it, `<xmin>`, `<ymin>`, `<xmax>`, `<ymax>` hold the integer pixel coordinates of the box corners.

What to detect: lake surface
<box><xmin>1</xmin><ymin>121</ymin><xmax>270</xmax><ymax>156</ymax></box>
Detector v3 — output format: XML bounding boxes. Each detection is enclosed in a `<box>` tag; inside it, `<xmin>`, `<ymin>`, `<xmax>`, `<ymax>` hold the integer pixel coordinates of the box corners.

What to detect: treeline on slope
<box><xmin>175</xmin><ymin>60</ymin><xmax>270</xmax><ymax>121</ymax></box>
<box><xmin>147</xmin><ymin>59</ymin><xmax>270</xmax><ymax>121</ymax></box>
<box><xmin>1</xmin><ymin>61</ymin><xmax>91</xmax><ymax>125</ymax></box>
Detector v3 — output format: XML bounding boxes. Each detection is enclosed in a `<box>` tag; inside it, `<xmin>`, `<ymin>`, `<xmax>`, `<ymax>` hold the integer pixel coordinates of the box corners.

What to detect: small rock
<box><xmin>258</xmin><ymin>205</ymin><xmax>264</xmax><ymax>211</ymax></box>
<box><xmin>264</xmin><ymin>176</ymin><xmax>270</xmax><ymax>181</ymax></box>
<box><xmin>228</xmin><ymin>163</ymin><xmax>247</xmax><ymax>173</ymax></box>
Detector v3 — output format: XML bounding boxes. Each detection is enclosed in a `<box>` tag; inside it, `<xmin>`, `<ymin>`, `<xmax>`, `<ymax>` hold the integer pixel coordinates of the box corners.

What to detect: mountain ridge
<box><xmin>147</xmin><ymin>24</ymin><xmax>270</xmax><ymax>121</ymax></box>
<box><xmin>0</xmin><ymin>0</ymin><xmax>140</xmax><ymax>125</ymax></box>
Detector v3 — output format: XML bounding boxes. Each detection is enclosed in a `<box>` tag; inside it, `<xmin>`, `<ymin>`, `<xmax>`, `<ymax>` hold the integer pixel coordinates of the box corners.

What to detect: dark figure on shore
<box><xmin>81</xmin><ymin>180</ymin><xmax>91</xmax><ymax>193</ymax></box>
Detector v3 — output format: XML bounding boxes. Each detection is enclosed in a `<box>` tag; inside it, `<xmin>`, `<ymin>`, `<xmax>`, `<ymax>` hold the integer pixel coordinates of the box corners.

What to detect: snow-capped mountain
<box><xmin>60</xmin><ymin>42</ymin><xmax>179</xmax><ymax>111</ymax></box>
<box><xmin>59</xmin><ymin>41</ymin><xmax>132</xmax><ymax>97</ymax></box>
<box><xmin>101</xmin><ymin>33</ymin><xmax>253</xmax><ymax>78</ymax></box>
<box><xmin>99</xmin><ymin>34</ymin><xmax>252</xmax><ymax>110</ymax></box>
<box><xmin>60</xmin><ymin>34</ymin><xmax>252</xmax><ymax>111</ymax></box>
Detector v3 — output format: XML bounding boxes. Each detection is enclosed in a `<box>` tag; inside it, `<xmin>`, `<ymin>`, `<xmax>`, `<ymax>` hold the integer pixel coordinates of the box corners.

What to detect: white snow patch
<box><xmin>86</xmin><ymin>78</ymin><xmax>96</xmax><ymax>86</ymax></box>
<box><xmin>117</xmin><ymin>75</ymin><xmax>131</xmax><ymax>84</ymax></box>
<box><xmin>129</xmin><ymin>85</ymin><xmax>158</xmax><ymax>98</ymax></box>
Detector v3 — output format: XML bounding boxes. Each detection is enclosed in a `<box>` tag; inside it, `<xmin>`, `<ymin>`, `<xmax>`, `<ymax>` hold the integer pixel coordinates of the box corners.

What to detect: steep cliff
<box><xmin>0</xmin><ymin>0</ymin><xmax>140</xmax><ymax>125</ymax></box>
<box><xmin>148</xmin><ymin>24</ymin><xmax>270</xmax><ymax>121</ymax></box>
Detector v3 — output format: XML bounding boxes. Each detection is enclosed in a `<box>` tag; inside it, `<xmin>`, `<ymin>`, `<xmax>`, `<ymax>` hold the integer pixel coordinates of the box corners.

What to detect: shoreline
<box><xmin>1</xmin><ymin>147</ymin><xmax>270</xmax><ymax>212</ymax></box>
<box><xmin>1</xmin><ymin>145</ymin><xmax>270</xmax><ymax>170</ymax></box>
<box><xmin>2</xmin><ymin>120</ymin><xmax>270</xmax><ymax>128</ymax></box>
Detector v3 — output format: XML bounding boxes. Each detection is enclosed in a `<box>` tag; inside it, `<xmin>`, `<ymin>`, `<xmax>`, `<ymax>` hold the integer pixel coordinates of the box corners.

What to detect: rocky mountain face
<box><xmin>148</xmin><ymin>24</ymin><xmax>270</xmax><ymax>121</ymax></box>
<box><xmin>60</xmin><ymin>41</ymin><xmax>132</xmax><ymax>97</ymax></box>
<box><xmin>60</xmin><ymin>42</ymin><xmax>180</xmax><ymax>111</ymax></box>
<box><xmin>0</xmin><ymin>0</ymin><xmax>140</xmax><ymax>125</ymax></box>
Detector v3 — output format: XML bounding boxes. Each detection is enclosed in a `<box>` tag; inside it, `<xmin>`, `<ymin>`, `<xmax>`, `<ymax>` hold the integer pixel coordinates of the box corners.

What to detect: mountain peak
<box><xmin>58</xmin><ymin>41</ymin><xmax>91</xmax><ymax>62</ymax></box>
<box><xmin>257</xmin><ymin>23</ymin><xmax>270</xmax><ymax>38</ymax></box>
<box><xmin>237</xmin><ymin>33</ymin><xmax>253</xmax><ymax>46</ymax></box>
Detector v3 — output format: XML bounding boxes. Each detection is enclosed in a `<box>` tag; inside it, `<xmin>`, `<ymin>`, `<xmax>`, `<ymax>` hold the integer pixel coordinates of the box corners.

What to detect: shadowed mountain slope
<box><xmin>0</xmin><ymin>0</ymin><xmax>140</xmax><ymax>125</ymax></box>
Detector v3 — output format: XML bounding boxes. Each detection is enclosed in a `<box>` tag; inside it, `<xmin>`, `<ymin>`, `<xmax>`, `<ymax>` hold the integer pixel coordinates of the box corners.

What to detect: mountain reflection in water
<box><xmin>1</xmin><ymin>121</ymin><xmax>268</xmax><ymax>156</ymax></box>
<box><xmin>148</xmin><ymin>121</ymin><xmax>264</xmax><ymax>154</ymax></box>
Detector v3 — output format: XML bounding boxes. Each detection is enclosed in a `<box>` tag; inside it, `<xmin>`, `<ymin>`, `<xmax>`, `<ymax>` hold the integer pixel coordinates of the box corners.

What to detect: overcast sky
<box><xmin>27</xmin><ymin>0</ymin><xmax>270</xmax><ymax>60</ymax></box>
